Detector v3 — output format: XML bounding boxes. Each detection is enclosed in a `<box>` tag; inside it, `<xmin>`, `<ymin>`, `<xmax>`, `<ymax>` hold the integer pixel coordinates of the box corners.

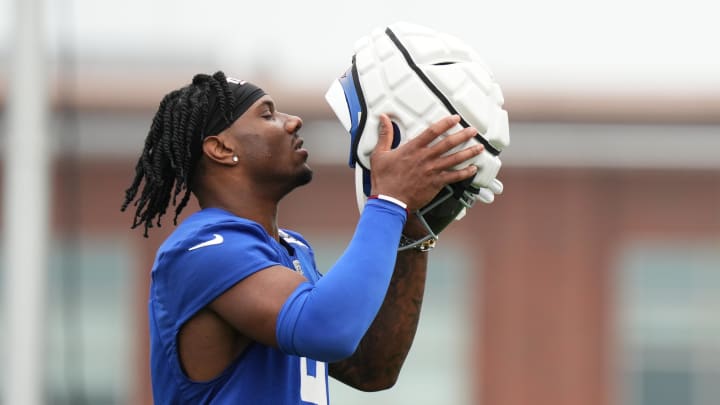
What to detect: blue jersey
<box><xmin>149</xmin><ymin>208</ymin><xmax>329</xmax><ymax>404</ymax></box>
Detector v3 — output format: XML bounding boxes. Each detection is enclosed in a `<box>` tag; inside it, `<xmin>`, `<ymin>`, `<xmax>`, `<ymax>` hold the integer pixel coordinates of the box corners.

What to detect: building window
<box><xmin>618</xmin><ymin>241</ymin><xmax>720</xmax><ymax>405</ymax></box>
<box><xmin>1</xmin><ymin>238</ymin><xmax>135</xmax><ymax>404</ymax></box>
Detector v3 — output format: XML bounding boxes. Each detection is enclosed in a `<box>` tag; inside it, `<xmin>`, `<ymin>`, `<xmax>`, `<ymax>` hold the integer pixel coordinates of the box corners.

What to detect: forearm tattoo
<box><xmin>329</xmin><ymin>249</ymin><xmax>428</xmax><ymax>389</ymax></box>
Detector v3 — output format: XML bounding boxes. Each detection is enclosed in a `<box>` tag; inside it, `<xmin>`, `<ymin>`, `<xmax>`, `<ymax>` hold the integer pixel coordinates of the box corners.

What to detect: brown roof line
<box><xmin>1</xmin><ymin>73</ymin><xmax>719</xmax><ymax>124</ymax></box>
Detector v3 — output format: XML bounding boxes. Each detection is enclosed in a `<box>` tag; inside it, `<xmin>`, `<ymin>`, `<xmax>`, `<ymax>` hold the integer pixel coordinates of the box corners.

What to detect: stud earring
<box><xmin>232</xmin><ymin>155</ymin><xmax>239</xmax><ymax>163</ymax></box>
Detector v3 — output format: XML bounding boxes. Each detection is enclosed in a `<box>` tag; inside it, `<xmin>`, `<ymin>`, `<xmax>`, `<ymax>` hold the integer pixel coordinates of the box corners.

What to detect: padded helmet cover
<box><xmin>325</xmin><ymin>22</ymin><xmax>510</xmax><ymax>237</ymax></box>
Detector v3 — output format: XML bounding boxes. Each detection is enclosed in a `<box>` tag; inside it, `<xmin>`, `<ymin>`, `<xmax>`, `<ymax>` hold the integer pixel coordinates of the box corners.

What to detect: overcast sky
<box><xmin>1</xmin><ymin>0</ymin><xmax>719</xmax><ymax>94</ymax></box>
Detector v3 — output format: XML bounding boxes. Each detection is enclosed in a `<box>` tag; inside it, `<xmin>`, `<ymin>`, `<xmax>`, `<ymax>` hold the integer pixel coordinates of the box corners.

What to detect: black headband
<box><xmin>203</xmin><ymin>78</ymin><xmax>266</xmax><ymax>137</ymax></box>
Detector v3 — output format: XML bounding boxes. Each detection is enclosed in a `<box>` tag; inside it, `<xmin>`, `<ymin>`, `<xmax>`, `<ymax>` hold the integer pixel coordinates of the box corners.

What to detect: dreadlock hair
<box><xmin>121</xmin><ymin>71</ymin><xmax>236</xmax><ymax>237</ymax></box>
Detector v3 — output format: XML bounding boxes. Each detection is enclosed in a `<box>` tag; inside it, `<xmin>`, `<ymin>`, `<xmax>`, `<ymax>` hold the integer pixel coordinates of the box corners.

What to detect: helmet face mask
<box><xmin>325</xmin><ymin>22</ymin><xmax>510</xmax><ymax>242</ymax></box>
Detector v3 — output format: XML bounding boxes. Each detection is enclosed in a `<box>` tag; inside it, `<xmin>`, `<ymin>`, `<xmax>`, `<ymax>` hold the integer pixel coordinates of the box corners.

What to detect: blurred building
<box><xmin>1</xmin><ymin>2</ymin><xmax>720</xmax><ymax>402</ymax></box>
<box><xmin>2</xmin><ymin>63</ymin><xmax>719</xmax><ymax>405</ymax></box>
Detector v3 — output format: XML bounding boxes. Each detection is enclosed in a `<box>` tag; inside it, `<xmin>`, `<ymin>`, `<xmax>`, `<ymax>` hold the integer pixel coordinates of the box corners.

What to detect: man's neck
<box><xmin>198</xmin><ymin>193</ymin><xmax>281</xmax><ymax>240</ymax></box>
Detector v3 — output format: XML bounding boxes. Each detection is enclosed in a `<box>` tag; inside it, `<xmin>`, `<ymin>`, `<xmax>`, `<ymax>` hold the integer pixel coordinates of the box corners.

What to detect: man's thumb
<box><xmin>375</xmin><ymin>114</ymin><xmax>393</xmax><ymax>152</ymax></box>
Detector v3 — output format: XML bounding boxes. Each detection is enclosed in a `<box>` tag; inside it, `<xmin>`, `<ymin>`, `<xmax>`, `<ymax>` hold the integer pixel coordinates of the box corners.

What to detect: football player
<box><xmin>121</xmin><ymin>71</ymin><xmax>482</xmax><ymax>404</ymax></box>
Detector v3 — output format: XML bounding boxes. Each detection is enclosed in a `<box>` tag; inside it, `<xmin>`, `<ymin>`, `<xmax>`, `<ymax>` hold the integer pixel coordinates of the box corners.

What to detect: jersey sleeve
<box><xmin>152</xmin><ymin>219</ymin><xmax>282</xmax><ymax>328</ymax></box>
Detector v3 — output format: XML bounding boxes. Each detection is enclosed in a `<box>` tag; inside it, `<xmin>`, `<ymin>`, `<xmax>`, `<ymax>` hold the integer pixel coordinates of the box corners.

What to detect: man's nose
<box><xmin>284</xmin><ymin>114</ymin><xmax>303</xmax><ymax>133</ymax></box>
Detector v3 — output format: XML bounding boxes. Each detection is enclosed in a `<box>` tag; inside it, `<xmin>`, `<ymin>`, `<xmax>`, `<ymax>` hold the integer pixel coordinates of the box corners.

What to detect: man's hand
<box><xmin>369</xmin><ymin>114</ymin><xmax>483</xmax><ymax>211</ymax></box>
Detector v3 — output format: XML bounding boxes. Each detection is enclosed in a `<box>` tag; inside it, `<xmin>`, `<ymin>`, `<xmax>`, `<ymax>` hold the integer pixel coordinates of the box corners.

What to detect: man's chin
<box><xmin>297</xmin><ymin>168</ymin><xmax>313</xmax><ymax>187</ymax></box>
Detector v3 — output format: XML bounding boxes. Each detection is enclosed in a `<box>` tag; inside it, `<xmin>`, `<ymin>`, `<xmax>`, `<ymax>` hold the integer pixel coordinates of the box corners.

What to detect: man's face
<box><xmin>225</xmin><ymin>95</ymin><xmax>313</xmax><ymax>191</ymax></box>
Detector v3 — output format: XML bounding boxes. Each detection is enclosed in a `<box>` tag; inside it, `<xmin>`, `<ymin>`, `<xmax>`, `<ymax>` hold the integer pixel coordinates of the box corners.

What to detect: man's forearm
<box><xmin>329</xmin><ymin>247</ymin><xmax>428</xmax><ymax>391</ymax></box>
<box><xmin>276</xmin><ymin>199</ymin><xmax>407</xmax><ymax>362</ymax></box>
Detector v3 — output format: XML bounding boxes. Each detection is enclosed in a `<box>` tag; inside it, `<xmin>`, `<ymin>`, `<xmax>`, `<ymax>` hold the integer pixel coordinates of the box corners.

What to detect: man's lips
<box><xmin>294</xmin><ymin>137</ymin><xmax>308</xmax><ymax>158</ymax></box>
<box><xmin>294</xmin><ymin>138</ymin><xmax>304</xmax><ymax>150</ymax></box>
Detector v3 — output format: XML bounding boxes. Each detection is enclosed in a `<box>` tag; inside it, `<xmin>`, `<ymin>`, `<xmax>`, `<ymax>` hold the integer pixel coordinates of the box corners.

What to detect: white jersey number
<box><xmin>300</xmin><ymin>357</ymin><xmax>327</xmax><ymax>405</ymax></box>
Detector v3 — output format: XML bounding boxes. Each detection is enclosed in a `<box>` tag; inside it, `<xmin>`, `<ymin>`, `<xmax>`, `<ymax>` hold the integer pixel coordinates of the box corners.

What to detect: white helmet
<box><xmin>325</xmin><ymin>22</ymin><xmax>510</xmax><ymax>247</ymax></box>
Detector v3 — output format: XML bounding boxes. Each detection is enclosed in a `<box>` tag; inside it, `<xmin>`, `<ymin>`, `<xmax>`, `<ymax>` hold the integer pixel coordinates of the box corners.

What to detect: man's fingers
<box><xmin>438</xmin><ymin>164</ymin><xmax>478</xmax><ymax>185</ymax></box>
<box><xmin>427</xmin><ymin>126</ymin><xmax>478</xmax><ymax>158</ymax></box>
<box><xmin>410</xmin><ymin>115</ymin><xmax>461</xmax><ymax>147</ymax></box>
<box><xmin>374</xmin><ymin>114</ymin><xmax>394</xmax><ymax>153</ymax></box>
<box><xmin>433</xmin><ymin>143</ymin><xmax>484</xmax><ymax>170</ymax></box>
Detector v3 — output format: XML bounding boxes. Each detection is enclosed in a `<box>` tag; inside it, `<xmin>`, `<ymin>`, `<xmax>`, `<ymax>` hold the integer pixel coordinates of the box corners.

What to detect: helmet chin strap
<box><xmin>398</xmin><ymin>184</ymin><xmax>475</xmax><ymax>251</ymax></box>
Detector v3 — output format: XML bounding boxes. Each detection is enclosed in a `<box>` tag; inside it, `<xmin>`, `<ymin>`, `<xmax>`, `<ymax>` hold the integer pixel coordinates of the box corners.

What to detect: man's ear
<box><xmin>202</xmin><ymin>135</ymin><xmax>237</xmax><ymax>166</ymax></box>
